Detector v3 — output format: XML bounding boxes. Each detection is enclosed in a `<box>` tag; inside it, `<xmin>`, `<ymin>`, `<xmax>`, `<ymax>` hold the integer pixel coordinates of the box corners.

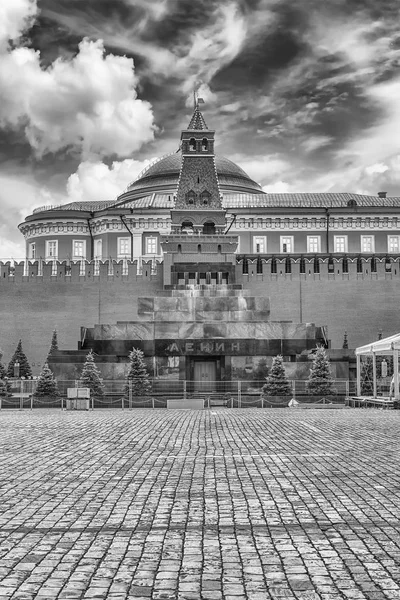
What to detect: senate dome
<box><xmin>117</xmin><ymin>152</ymin><xmax>263</xmax><ymax>202</ymax></box>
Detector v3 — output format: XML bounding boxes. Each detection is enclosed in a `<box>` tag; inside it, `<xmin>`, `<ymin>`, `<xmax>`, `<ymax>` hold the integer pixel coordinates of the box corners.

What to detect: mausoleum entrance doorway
<box><xmin>194</xmin><ymin>360</ymin><xmax>217</xmax><ymax>392</ymax></box>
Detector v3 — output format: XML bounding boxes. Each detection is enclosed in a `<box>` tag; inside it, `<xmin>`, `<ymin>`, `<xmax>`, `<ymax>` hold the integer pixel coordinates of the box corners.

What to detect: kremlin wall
<box><xmin>1</xmin><ymin>256</ymin><xmax>399</xmax><ymax>376</ymax></box>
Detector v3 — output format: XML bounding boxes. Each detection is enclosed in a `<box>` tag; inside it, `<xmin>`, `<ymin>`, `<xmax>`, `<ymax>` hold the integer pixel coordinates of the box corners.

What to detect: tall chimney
<box><xmin>378</xmin><ymin>191</ymin><xmax>387</xmax><ymax>198</ymax></box>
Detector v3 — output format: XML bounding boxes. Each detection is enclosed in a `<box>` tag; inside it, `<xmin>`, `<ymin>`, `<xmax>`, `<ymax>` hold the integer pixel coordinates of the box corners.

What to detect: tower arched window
<box><xmin>200</xmin><ymin>190</ymin><xmax>211</xmax><ymax>206</ymax></box>
<box><xmin>203</xmin><ymin>222</ymin><xmax>215</xmax><ymax>235</ymax></box>
<box><xmin>256</xmin><ymin>256</ymin><xmax>263</xmax><ymax>274</ymax></box>
<box><xmin>202</xmin><ymin>138</ymin><xmax>208</xmax><ymax>151</ymax></box>
<box><xmin>186</xmin><ymin>190</ymin><xmax>196</xmax><ymax>205</ymax></box>
<box><xmin>181</xmin><ymin>221</ymin><xmax>194</xmax><ymax>234</ymax></box>
<box><xmin>242</xmin><ymin>257</ymin><xmax>248</xmax><ymax>274</ymax></box>
<box><xmin>189</xmin><ymin>138</ymin><xmax>196</xmax><ymax>151</ymax></box>
<box><xmin>271</xmin><ymin>257</ymin><xmax>277</xmax><ymax>274</ymax></box>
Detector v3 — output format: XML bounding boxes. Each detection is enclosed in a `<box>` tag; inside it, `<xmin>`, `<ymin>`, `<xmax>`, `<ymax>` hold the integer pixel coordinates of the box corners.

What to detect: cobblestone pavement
<box><xmin>1</xmin><ymin>409</ymin><xmax>400</xmax><ymax>600</ymax></box>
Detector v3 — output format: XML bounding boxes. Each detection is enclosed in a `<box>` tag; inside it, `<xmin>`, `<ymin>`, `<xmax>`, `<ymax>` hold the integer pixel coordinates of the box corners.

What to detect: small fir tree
<box><xmin>263</xmin><ymin>355</ymin><xmax>291</xmax><ymax>396</ymax></box>
<box><xmin>48</xmin><ymin>329</ymin><xmax>59</xmax><ymax>355</ymax></box>
<box><xmin>125</xmin><ymin>347</ymin><xmax>151</xmax><ymax>397</ymax></box>
<box><xmin>0</xmin><ymin>362</ymin><xmax>11</xmax><ymax>397</ymax></box>
<box><xmin>307</xmin><ymin>346</ymin><xmax>336</xmax><ymax>396</ymax></box>
<box><xmin>79</xmin><ymin>350</ymin><xmax>104</xmax><ymax>398</ymax></box>
<box><xmin>342</xmin><ymin>331</ymin><xmax>348</xmax><ymax>349</ymax></box>
<box><xmin>6</xmin><ymin>340</ymin><xmax>32</xmax><ymax>378</ymax></box>
<box><xmin>34</xmin><ymin>363</ymin><xmax>59</xmax><ymax>397</ymax></box>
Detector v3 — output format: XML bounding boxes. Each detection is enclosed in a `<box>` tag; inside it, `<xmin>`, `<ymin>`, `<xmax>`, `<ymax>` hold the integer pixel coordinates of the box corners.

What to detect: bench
<box><xmin>206</xmin><ymin>393</ymin><xmax>231</xmax><ymax>408</ymax></box>
<box><xmin>346</xmin><ymin>396</ymin><xmax>396</xmax><ymax>410</ymax></box>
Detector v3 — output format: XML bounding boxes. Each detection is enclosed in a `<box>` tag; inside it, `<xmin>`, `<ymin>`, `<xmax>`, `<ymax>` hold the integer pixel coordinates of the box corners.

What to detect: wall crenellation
<box><xmin>0</xmin><ymin>259</ymin><xmax>163</xmax><ymax>283</ymax></box>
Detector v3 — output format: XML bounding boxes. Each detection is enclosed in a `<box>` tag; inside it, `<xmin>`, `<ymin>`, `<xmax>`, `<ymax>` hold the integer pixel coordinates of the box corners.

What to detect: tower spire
<box><xmin>188</xmin><ymin>89</ymin><xmax>207</xmax><ymax>130</ymax></box>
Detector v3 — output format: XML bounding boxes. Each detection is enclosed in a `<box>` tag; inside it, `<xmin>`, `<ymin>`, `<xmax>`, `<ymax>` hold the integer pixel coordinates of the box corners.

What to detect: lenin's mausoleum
<box><xmin>3</xmin><ymin>102</ymin><xmax>400</xmax><ymax>389</ymax></box>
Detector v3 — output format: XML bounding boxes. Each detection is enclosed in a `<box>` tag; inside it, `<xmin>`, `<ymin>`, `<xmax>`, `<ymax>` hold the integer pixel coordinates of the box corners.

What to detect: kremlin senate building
<box><xmin>3</xmin><ymin>101</ymin><xmax>400</xmax><ymax>388</ymax></box>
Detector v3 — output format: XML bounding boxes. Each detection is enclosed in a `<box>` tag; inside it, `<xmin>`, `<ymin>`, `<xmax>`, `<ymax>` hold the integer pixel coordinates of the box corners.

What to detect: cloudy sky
<box><xmin>1</xmin><ymin>0</ymin><xmax>400</xmax><ymax>258</ymax></box>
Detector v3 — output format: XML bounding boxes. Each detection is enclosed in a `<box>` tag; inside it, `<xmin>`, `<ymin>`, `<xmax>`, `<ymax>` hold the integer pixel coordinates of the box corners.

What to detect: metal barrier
<box><xmin>0</xmin><ymin>378</ymin><xmax>357</xmax><ymax>409</ymax></box>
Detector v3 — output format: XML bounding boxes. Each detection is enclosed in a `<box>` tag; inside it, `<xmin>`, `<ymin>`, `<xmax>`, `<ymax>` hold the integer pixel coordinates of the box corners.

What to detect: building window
<box><xmin>202</xmin><ymin>138</ymin><xmax>208</xmax><ymax>151</ymax></box>
<box><xmin>334</xmin><ymin>236</ymin><xmax>348</xmax><ymax>253</ymax></box>
<box><xmin>145</xmin><ymin>237</ymin><xmax>157</xmax><ymax>255</ymax></box>
<box><xmin>307</xmin><ymin>236</ymin><xmax>320</xmax><ymax>253</ymax></box>
<box><xmin>118</xmin><ymin>237</ymin><xmax>131</xmax><ymax>257</ymax></box>
<box><xmin>280</xmin><ymin>236</ymin><xmax>293</xmax><ymax>253</ymax></box>
<box><xmin>203</xmin><ymin>222</ymin><xmax>216</xmax><ymax>235</ymax></box>
<box><xmin>361</xmin><ymin>235</ymin><xmax>374</xmax><ymax>253</ymax></box>
<box><xmin>28</xmin><ymin>242</ymin><xmax>36</xmax><ymax>259</ymax></box>
<box><xmin>189</xmin><ymin>137</ymin><xmax>196</xmax><ymax>151</ymax></box>
<box><xmin>388</xmin><ymin>235</ymin><xmax>400</xmax><ymax>253</ymax></box>
<box><xmin>94</xmin><ymin>239</ymin><xmax>102</xmax><ymax>259</ymax></box>
<box><xmin>72</xmin><ymin>240</ymin><xmax>86</xmax><ymax>259</ymax></box>
<box><xmin>46</xmin><ymin>240</ymin><xmax>58</xmax><ymax>260</ymax></box>
<box><xmin>186</xmin><ymin>190</ymin><xmax>196</xmax><ymax>205</ymax></box>
<box><xmin>253</xmin><ymin>236</ymin><xmax>266</xmax><ymax>253</ymax></box>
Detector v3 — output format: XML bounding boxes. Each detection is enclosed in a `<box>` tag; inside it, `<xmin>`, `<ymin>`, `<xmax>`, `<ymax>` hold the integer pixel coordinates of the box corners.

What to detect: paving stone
<box><xmin>1</xmin><ymin>409</ymin><xmax>400</xmax><ymax>599</ymax></box>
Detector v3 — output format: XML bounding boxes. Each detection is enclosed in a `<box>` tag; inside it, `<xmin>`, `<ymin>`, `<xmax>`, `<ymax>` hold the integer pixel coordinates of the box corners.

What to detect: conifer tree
<box><xmin>125</xmin><ymin>347</ymin><xmax>151</xmax><ymax>397</ymax></box>
<box><xmin>34</xmin><ymin>363</ymin><xmax>59</xmax><ymax>397</ymax></box>
<box><xmin>6</xmin><ymin>340</ymin><xmax>32</xmax><ymax>378</ymax></box>
<box><xmin>307</xmin><ymin>346</ymin><xmax>336</xmax><ymax>396</ymax></box>
<box><xmin>48</xmin><ymin>330</ymin><xmax>59</xmax><ymax>355</ymax></box>
<box><xmin>79</xmin><ymin>350</ymin><xmax>104</xmax><ymax>398</ymax></box>
<box><xmin>263</xmin><ymin>355</ymin><xmax>291</xmax><ymax>396</ymax></box>
<box><xmin>0</xmin><ymin>362</ymin><xmax>11</xmax><ymax>397</ymax></box>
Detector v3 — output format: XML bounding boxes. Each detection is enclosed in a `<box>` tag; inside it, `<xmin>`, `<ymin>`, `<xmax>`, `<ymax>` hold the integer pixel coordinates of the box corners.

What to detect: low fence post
<box><xmin>292</xmin><ymin>380</ymin><xmax>296</xmax><ymax>399</ymax></box>
<box><xmin>91</xmin><ymin>396</ymin><xmax>94</xmax><ymax>411</ymax></box>
<box><xmin>30</xmin><ymin>394</ymin><xmax>33</xmax><ymax>410</ymax></box>
<box><xmin>345</xmin><ymin>380</ymin><xmax>349</xmax><ymax>397</ymax></box>
<box><xmin>238</xmin><ymin>381</ymin><xmax>242</xmax><ymax>408</ymax></box>
<box><xmin>129</xmin><ymin>379</ymin><xmax>132</xmax><ymax>409</ymax></box>
<box><xmin>152</xmin><ymin>397</ymin><xmax>155</xmax><ymax>409</ymax></box>
<box><xmin>122</xmin><ymin>394</ymin><xmax>124</xmax><ymax>410</ymax></box>
<box><xmin>20</xmin><ymin>379</ymin><xmax>23</xmax><ymax>410</ymax></box>
<box><xmin>183</xmin><ymin>380</ymin><xmax>187</xmax><ymax>400</ymax></box>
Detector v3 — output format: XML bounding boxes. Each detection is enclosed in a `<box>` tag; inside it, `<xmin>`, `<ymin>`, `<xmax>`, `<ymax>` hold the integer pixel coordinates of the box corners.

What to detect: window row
<box><xmin>252</xmin><ymin>235</ymin><xmax>400</xmax><ymax>254</ymax></box>
<box><xmin>29</xmin><ymin>240</ymin><xmax>87</xmax><ymax>260</ymax></box>
<box><xmin>28</xmin><ymin>237</ymin><xmax>159</xmax><ymax>260</ymax></box>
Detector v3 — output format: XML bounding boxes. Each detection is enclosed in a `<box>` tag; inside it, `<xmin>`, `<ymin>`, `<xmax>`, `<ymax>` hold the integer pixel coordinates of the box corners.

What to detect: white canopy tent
<box><xmin>355</xmin><ymin>333</ymin><xmax>400</xmax><ymax>399</ymax></box>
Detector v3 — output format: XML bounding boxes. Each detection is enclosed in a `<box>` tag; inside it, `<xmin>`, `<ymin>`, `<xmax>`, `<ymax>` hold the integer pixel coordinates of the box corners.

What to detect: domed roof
<box><xmin>124</xmin><ymin>153</ymin><xmax>262</xmax><ymax>195</ymax></box>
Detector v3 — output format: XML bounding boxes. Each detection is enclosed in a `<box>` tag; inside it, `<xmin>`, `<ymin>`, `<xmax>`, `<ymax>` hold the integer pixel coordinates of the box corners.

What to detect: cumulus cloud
<box><xmin>66</xmin><ymin>158</ymin><xmax>154</xmax><ymax>202</ymax></box>
<box><xmin>0</xmin><ymin>3</ymin><xmax>155</xmax><ymax>158</ymax></box>
<box><xmin>0</xmin><ymin>0</ymin><xmax>37</xmax><ymax>51</ymax></box>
